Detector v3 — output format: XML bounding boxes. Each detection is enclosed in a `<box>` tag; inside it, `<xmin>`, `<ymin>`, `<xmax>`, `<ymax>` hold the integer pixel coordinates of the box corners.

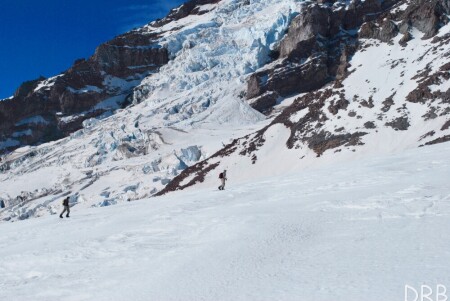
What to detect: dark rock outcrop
<box><xmin>406</xmin><ymin>68</ymin><xmax>450</xmax><ymax>103</ymax></box>
<box><xmin>364</xmin><ymin>121</ymin><xmax>376</xmax><ymax>129</ymax></box>
<box><xmin>401</xmin><ymin>0</ymin><xmax>450</xmax><ymax>39</ymax></box>
<box><xmin>13</xmin><ymin>77</ymin><xmax>46</xmax><ymax>99</ymax></box>
<box><xmin>423</xmin><ymin>135</ymin><xmax>450</xmax><ymax>146</ymax></box>
<box><xmin>385</xmin><ymin>116</ymin><xmax>410</xmax><ymax>131</ymax></box>
<box><xmin>399</xmin><ymin>32</ymin><xmax>413</xmax><ymax>46</ymax></box>
<box><xmin>441</xmin><ymin>120</ymin><xmax>450</xmax><ymax>131</ymax></box>
<box><xmin>248</xmin><ymin>91</ymin><xmax>280</xmax><ymax>114</ymax></box>
<box><xmin>92</xmin><ymin>33</ymin><xmax>169</xmax><ymax>78</ymax></box>
<box><xmin>362</xmin><ymin>0</ymin><xmax>450</xmax><ymax>41</ymax></box>
<box><xmin>247</xmin><ymin>56</ymin><xmax>329</xmax><ymax>100</ymax></box>
<box><xmin>305</xmin><ymin>131</ymin><xmax>367</xmax><ymax>157</ymax></box>
<box><xmin>152</xmin><ymin>0</ymin><xmax>221</xmax><ymax>27</ymax></box>
<box><xmin>359</xmin><ymin>18</ymin><xmax>399</xmax><ymax>42</ymax></box>
<box><xmin>328</xmin><ymin>92</ymin><xmax>349</xmax><ymax>115</ymax></box>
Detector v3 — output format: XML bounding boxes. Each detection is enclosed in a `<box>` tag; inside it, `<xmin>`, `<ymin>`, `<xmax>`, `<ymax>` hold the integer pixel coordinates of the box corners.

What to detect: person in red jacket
<box><xmin>60</xmin><ymin>196</ymin><xmax>70</xmax><ymax>218</ymax></box>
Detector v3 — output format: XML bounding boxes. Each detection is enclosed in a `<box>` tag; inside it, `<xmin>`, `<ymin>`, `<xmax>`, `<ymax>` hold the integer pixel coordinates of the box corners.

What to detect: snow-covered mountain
<box><xmin>160</xmin><ymin>0</ymin><xmax>450</xmax><ymax>194</ymax></box>
<box><xmin>0</xmin><ymin>1</ymin><xmax>225</xmax><ymax>154</ymax></box>
<box><xmin>1</xmin><ymin>0</ymin><xmax>449</xmax><ymax>221</ymax></box>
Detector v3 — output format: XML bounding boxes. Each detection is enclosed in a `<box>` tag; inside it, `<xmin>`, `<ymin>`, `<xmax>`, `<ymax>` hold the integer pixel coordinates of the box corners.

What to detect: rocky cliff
<box><xmin>246</xmin><ymin>0</ymin><xmax>448</xmax><ymax>113</ymax></box>
<box><xmin>0</xmin><ymin>0</ymin><xmax>220</xmax><ymax>154</ymax></box>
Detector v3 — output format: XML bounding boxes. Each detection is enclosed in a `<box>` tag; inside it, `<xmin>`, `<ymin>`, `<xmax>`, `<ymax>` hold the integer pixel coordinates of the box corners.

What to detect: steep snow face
<box><xmin>1</xmin><ymin>142</ymin><xmax>450</xmax><ymax>301</ymax></box>
<box><xmin>307</xmin><ymin>25</ymin><xmax>450</xmax><ymax>150</ymax></box>
<box><xmin>0</xmin><ymin>0</ymin><xmax>302</xmax><ymax>221</ymax></box>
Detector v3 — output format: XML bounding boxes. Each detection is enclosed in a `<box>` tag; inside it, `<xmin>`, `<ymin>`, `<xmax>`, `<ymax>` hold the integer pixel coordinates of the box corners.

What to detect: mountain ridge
<box><xmin>0</xmin><ymin>0</ymin><xmax>449</xmax><ymax>221</ymax></box>
<box><xmin>0</xmin><ymin>0</ymin><xmax>220</xmax><ymax>154</ymax></box>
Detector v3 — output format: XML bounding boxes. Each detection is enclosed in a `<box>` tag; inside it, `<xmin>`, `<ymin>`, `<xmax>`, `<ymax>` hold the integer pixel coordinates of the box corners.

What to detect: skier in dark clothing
<box><xmin>60</xmin><ymin>196</ymin><xmax>70</xmax><ymax>218</ymax></box>
<box><xmin>218</xmin><ymin>170</ymin><xmax>227</xmax><ymax>190</ymax></box>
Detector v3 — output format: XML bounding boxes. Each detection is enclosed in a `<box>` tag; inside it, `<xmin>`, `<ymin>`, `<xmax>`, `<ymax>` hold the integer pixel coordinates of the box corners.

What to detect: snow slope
<box><xmin>1</xmin><ymin>142</ymin><xmax>450</xmax><ymax>301</ymax></box>
<box><xmin>0</xmin><ymin>0</ymin><xmax>299</xmax><ymax>221</ymax></box>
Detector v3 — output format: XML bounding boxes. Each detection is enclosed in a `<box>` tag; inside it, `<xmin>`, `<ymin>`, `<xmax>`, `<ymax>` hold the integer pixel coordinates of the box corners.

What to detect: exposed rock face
<box><xmin>246</xmin><ymin>0</ymin><xmax>449</xmax><ymax>113</ymax></box>
<box><xmin>279</xmin><ymin>4</ymin><xmax>330</xmax><ymax>58</ymax></box>
<box><xmin>92</xmin><ymin>33</ymin><xmax>169</xmax><ymax>78</ymax></box>
<box><xmin>385</xmin><ymin>116</ymin><xmax>411</xmax><ymax>131</ymax></box>
<box><xmin>399</xmin><ymin>32</ymin><xmax>413</xmax><ymax>46</ymax></box>
<box><xmin>247</xmin><ymin>91</ymin><xmax>280</xmax><ymax>114</ymax></box>
<box><xmin>13</xmin><ymin>77</ymin><xmax>46</xmax><ymax>98</ymax></box>
<box><xmin>247</xmin><ymin>56</ymin><xmax>329</xmax><ymax>101</ymax></box>
<box><xmin>246</xmin><ymin>0</ymin><xmax>400</xmax><ymax>112</ymax></box>
<box><xmin>152</xmin><ymin>0</ymin><xmax>221</xmax><ymax>27</ymax></box>
<box><xmin>305</xmin><ymin>131</ymin><xmax>367</xmax><ymax>156</ymax></box>
<box><xmin>423</xmin><ymin>135</ymin><xmax>450</xmax><ymax>146</ymax></box>
<box><xmin>0</xmin><ymin>33</ymin><xmax>166</xmax><ymax>154</ymax></box>
<box><xmin>406</xmin><ymin>64</ymin><xmax>450</xmax><ymax>103</ymax></box>
<box><xmin>0</xmin><ymin>0</ymin><xmax>219</xmax><ymax>154</ymax></box>
<box><xmin>361</xmin><ymin>0</ymin><xmax>450</xmax><ymax>42</ymax></box>
<box><xmin>359</xmin><ymin>18</ymin><xmax>399</xmax><ymax>42</ymax></box>
<box><xmin>364</xmin><ymin>121</ymin><xmax>376</xmax><ymax>129</ymax></box>
<box><xmin>328</xmin><ymin>92</ymin><xmax>349</xmax><ymax>115</ymax></box>
<box><xmin>402</xmin><ymin>0</ymin><xmax>450</xmax><ymax>39</ymax></box>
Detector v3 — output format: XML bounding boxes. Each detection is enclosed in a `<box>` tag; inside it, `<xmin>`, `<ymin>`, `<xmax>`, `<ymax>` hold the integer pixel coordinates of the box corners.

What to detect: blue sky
<box><xmin>0</xmin><ymin>0</ymin><xmax>185</xmax><ymax>99</ymax></box>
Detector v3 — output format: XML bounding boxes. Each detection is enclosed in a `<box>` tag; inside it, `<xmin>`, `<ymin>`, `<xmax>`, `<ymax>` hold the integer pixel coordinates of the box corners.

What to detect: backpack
<box><xmin>219</xmin><ymin>172</ymin><xmax>224</xmax><ymax>179</ymax></box>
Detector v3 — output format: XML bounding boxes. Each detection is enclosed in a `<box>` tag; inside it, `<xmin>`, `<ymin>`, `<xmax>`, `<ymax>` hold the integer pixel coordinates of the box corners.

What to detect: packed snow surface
<box><xmin>1</xmin><ymin>142</ymin><xmax>450</xmax><ymax>301</ymax></box>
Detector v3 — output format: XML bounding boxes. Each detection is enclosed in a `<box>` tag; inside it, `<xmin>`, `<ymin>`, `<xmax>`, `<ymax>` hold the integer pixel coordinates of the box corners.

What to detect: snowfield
<box><xmin>1</xmin><ymin>142</ymin><xmax>450</xmax><ymax>301</ymax></box>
